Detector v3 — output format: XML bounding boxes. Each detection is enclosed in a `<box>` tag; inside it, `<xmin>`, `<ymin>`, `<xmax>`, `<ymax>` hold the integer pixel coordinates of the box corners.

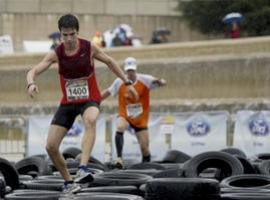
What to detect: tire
<box><xmin>62</xmin><ymin>147</ymin><xmax>82</xmax><ymax>159</ymax></box>
<box><xmin>183</xmin><ymin>151</ymin><xmax>244</xmax><ymax>181</ymax></box>
<box><xmin>73</xmin><ymin>192</ymin><xmax>144</xmax><ymax>200</ymax></box>
<box><xmin>79</xmin><ymin>185</ymin><xmax>142</xmax><ymax>196</ymax></box>
<box><xmin>93</xmin><ymin>172</ymin><xmax>152</xmax><ymax>187</ymax></box>
<box><xmin>19</xmin><ymin>175</ymin><xmax>33</xmax><ymax>181</ymax></box>
<box><xmin>234</xmin><ymin>155</ymin><xmax>256</xmax><ymax>174</ymax></box>
<box><xmin>221</xmin><ymin>187</ymin><xmax>270</xmax><ymax>193</ymax></box>
<box><xmin>221</xmin><ymin>193</ymin><xmax>270</xmax><ymax>199</ymax></box>
<box><xmin>0</xmin><ymin>177</ymin><xmax>6</xmax><ymax>198</ymax></box>
<box><xmin>118</xmin><ymin>169</ymin><xmax>162</xmax><ymax>177</ymax></box>
<box><xmin>53</xmin><ymin>167</ymin><xmax>103</xmax><ymax>176</ymax></box>
<box><xmin>5</xmin><ymin>190</ymin><xmax>60</xmax><ymax>200</ymax></box>
<box><xmin>162</xmin><ymin>150</ymin><xmax>191</xmax><ymax>163</ymax></box>
<box><xmin>220</xmin><ymin>148</ymin><xmax>247</xmax><ymax>158</ymax></box>
<box><xmin>0</xmin><ymin>157</ymin><xmax>19</xmax><ymax>190</ymax></box>
<box><xmin>48</xmin><ymin>158</ymin><xmax>79</xmax><ymax>171</ymax></box>
<box><xmin>258</xmin><ymin>160</ymin><xmax>270</xmax><ymax>175</ymax></box>
<box><xmin>256</xmin><ymin>153</ymin><xmax>270</xmax><ymax>161</ymax></box>
<box><xmin>15</xmin><ymin>156</ymin><xmax>52</xmax><ymax>176</ymax></box>
<box><xmin>23</xmin><ymin>179</ymin><xmax>64</xmax><ymax>191</ymax></box>
<box><xmin>75</xmin><ymin>153</ymin><xmax>104</xmax><ymax>166</ymax></box>
<box><xmin>145</xmin><ymin>178</ymin><xmax>220</xmax><ymax>200</ymax></box>
<box><xmin>220</xmin><ymin>174</ymin><xmax>270</xmax><ymax>190</ymax></box>
<box><xmin>127</xmin><ymin>162</ymin><xmax>166</xmax><ymax>170</ymax></box>
<box><xmin>153</xmin><ymin>168</ymin><xmax>183</xmax><ymax>178</ymax></box>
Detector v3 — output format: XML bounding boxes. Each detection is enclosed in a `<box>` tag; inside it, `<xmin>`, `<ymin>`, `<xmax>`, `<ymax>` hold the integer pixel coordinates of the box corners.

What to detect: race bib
<box><xmin>65</xmin><ymin>79</ymin><xmax>89</xmax><ymax>101</ymax></box>
<box><xmin>126</xmin><ymin>103</ymin><xmax>143</xmax><ymax>118</ymax></box>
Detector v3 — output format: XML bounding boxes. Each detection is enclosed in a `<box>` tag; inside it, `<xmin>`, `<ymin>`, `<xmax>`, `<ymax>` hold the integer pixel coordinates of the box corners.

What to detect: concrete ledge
<box><xmin>1</xmin><ymin>98</ymin><xmax>270</xmax><ymax>115</ymax></box>
<box><xmin>1</xmin><ymin>36</ymin><xmax>270</xmax><ymax>68</ymax></box>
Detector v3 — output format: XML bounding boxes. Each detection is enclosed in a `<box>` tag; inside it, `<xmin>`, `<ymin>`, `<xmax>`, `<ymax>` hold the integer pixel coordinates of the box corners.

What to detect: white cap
<box><xmin>124</xmin><ymin>57</ymin><xmax>137</xmax><ymax>71</ymax></box>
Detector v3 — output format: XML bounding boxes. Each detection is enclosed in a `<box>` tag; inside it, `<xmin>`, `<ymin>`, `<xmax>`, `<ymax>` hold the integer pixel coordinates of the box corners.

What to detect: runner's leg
<box><xmin>80</xmin><ymin>106</ymin><xmax>100</xmax><ymax>165</ymax></box>
<box><xmin>46</xmin><ymin>124</ymin><xmax>72</xmax><ymax>181</ymax></box>
<box><xmin>135</xmin><ymin>129</ymin><xmax>151</xmax><ymax>162</ymax></box>
<box><xmin>115</xmin><ymin>117</ymin><xmax>129</xmax><ymax>160</ymax></box>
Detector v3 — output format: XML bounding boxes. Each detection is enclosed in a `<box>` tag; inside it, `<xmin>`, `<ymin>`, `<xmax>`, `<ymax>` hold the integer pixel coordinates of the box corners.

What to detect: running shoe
<box><xmin>74</xmin><ymin>168</ymin><xmax>94</xmax><ymax>183</ymax></box>
<box><xmin>62</xmin><ymin>182</ymin><xmax>81</xmax><ymax>194</ymax></box>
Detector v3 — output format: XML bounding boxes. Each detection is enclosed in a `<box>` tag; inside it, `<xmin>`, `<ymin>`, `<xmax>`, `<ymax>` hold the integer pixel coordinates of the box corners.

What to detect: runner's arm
<box><xmin>92</xmin><ymin>43</ymin><xmax>139</xmax><ymax>101</ymax></box>
<box><xmin>91</xmin><ymin>43</ymin><xmax>128</xmax><ymax>82</ymax></box>
<box><xmin>152</xmin><ymin>78</ymin><xmax>166</xmax><ymax>87</ymax></box>
<box><xmin>26</xmin><ymin>51</ymin><xmax>57</xmax><ymax>98</ymax></box>
<box><xmin>101</xmin><ymin>89</ymin><xmax>111</xmax><ymax>101</ymax></box>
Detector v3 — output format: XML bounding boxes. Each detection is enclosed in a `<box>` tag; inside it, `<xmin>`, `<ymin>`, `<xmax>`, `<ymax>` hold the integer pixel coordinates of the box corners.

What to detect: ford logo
<box><xmin>186</xmin><ymin>119</ymin><xmax>210</xmax><ymax>136</ymax></box>
<box><xmin>67</xmin><ymin>123</ymin><xmax>82</xmax><ymax>136</ymax></box>
<box><xmin>249</xmin><ymin>118</ymin><xmax>269</xmax><ymax>136</ymax></box>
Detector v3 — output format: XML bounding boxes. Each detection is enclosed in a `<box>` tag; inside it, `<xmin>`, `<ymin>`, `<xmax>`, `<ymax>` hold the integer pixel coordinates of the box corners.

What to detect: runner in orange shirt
<box><xmin>102</xmin><ymin>57</ymin><xmax>166</xmax><ymax>168</ymax></box>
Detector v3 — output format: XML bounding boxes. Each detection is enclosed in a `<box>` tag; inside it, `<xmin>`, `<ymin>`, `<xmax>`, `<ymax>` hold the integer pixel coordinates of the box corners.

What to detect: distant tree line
<box><xmin>178</xmin><ymin>0</ymin><xmax>270</xmax><ymax>37</ymax></box>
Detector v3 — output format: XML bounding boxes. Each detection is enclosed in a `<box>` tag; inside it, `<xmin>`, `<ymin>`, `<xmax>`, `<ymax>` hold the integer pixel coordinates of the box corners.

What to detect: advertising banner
<box><xmin>27</xmin><ymin>115</ymin><xmax>106</xmax><ymax>162</ymax></box>
<box><xmin>171</xmin><ymin>111</ymin><xmax>228</xmax><ymax>156</ymax></box>
<box><xmin>234</xmin><ymin>110</ymin><xmax>270</xmax><ymax>158</ymax></box>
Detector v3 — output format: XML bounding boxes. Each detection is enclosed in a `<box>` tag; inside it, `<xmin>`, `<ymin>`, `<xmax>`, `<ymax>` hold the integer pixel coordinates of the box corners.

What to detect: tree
<box><xmin>178</xmin><ymin>0</ymin><xmax>270</xmax><ymax>37</ymax></box>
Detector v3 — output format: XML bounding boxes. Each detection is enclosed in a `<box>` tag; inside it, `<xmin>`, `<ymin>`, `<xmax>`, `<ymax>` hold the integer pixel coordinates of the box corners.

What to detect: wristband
<box><xmin>27</xmin><ymin>82</ymin><xmax>35</xmax><ymax>89</ymax></box>
<box><xmin>124</xmin><ymin>80</ymin><xmax>133</xmax><ymax>86</ymax></box>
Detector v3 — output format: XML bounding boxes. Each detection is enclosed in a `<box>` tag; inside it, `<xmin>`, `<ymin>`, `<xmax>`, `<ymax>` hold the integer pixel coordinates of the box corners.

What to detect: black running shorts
<box><xmin>51</xmin><ymin>101</ymin><xmax>100</xmax><ymax>130</ymax></box>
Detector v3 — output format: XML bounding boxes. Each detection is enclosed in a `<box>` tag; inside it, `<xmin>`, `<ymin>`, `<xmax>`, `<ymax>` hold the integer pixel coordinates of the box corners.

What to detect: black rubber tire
<box><xmin>145</xmin><ymin>178</ymin><xmax>220</xmax><ymax>200</ymax></box>
<box><xmin>127</xmin><ymin>162</ymin><xmax>166</xmax><ymax>170</ymax></box>
<box><xmin>220</xmin><ymin>148</ymin><xmax>247</xmax><ymax>158</ymax></box>
<box><xmin>23</xmin><ymin>179</ymin><xmax>64</xmax><ymax>191</ymax></box>
<box><xmin>0</xmin><ymin>157</ymin><xmax>19</xmax><ymax>190</ymax></box>
<box><xmin>221</xmin><ymin>187</ymin><xmax>270</xmax><ymax>193</ymax></box>
<box><xmin>258</xmin><ymin>160</ymin><xmax>270</xmax><ymax>174</ymax></box>
<box><xmin>93</xmin><ymin>172</ymin><xmax>152</xmax><ymax>187</ymax></box>
<box><xmin>62</xmin><ymin>147</ymin><xmax>82</xmax><ymax>159</ymax></box>
<box><xmin>73</xmin><ymin>192</ymin><xmax>144</xmax><ymax>200</ymax></box>
<box><xmin>153</xmin><ymin>168</ymin><xmax>183</xmax><ymax>178</ymax></box>
<box><xmin>234</xmin><ymin>155</ymin><xmax>256</xmax><ymax>174</ymax></box>
<box><xmin>0</xmin><ymin>177</ymin><xmax>6</xmax><ymax>198</ymax></box>
<box><xmin>15</xmin><ymin>156</ymin><xmax>52</xmax><ymax>176</ymax></box>
<box><xmin>162</xmin><ymin>150</ymin><xmax>191</xmax><ymax>163</ymax></box>
<box><xmin>4</xmin><ymin>190</ymin><xmax>60</xmax><ymax>200</ymax></box>
<box><xmin>118</xmin><ymin>169</ymin><xmax>162</xmax><ymax>177</ymax></box>
<box><xmin>19</xmin><ymin>175</ymin><xmax>33</xmax><ymax>181</ymax></box>
<box><xmin>75</xmin><ymin>153</ymin><xmax>105</xmax><ymax>166</ymax></box>
<box><xmin>256</xmin><ymin>153</ymin><xmax>270</xmax><ymax>161</ymax></box>
<box><xmin>79</xmin><ymin>185</ymin><xmax>142</xmax><ymax>196</ymax></box>
<box><xmin>183</xmin><ymin>151</ymin><xmax>244</xmax><ymax>181</ymax></box>
<box><xmin>221</xmin><ymin>193</ymin><xmax>270</xmax><ymax>199</ymax></box>
<box><xmin>48</xmin><ymin>158</ymin><xmax>79</xmax><ymax>171</ymax></box>
<box><xmin>220</xmin><ymin>174</ymin><xmax>270</xmax><ymax>189</ymax></box>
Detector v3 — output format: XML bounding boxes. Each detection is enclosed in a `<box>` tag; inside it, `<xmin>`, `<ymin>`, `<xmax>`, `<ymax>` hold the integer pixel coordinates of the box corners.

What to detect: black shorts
<box><xmin>51</xmin><ymin>101</ymin><xmax>100</xmax><ymax>130</ymax></box>
<box><xmin>129</xmin><ymin>123</ymin><xmax>148</xmax><ymax>133</ymax></box>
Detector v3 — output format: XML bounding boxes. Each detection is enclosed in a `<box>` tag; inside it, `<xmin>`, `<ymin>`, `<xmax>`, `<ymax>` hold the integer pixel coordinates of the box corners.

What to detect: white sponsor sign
<box><xmin>234</xmin><ymin>110</ymin><xmax>270</xmax><ymax>158</ymax></box>
<box><xmin>28</xmin><ymin>114</ymin><xmax>106</xmax><ymax>162</ymax></box>
<box><xmin>171</xmin><ymin>111</ymin><xmax>228</xmax><ymax>156</ymax></box>
<box><xmin>0</xmin><ymin>35</ymin><xmax>14</xmax><ymax>54</ymax></box>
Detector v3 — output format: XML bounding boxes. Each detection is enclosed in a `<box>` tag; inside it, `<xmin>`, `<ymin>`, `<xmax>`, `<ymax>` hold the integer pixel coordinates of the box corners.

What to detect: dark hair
<box><xmin>58</xmin><ymin>14</ymin><xmax>79</xmax><ymax>32</ymax></box>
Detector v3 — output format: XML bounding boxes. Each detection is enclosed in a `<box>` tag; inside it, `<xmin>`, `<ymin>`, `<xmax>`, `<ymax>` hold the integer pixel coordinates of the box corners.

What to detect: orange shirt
<box><xmin>108</xmin><ymin>74</ymin><xmax>158</xmax><ymax>128</ymax></box>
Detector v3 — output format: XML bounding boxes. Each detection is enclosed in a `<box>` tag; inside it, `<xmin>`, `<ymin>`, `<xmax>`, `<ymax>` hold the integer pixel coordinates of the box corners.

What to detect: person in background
<box><xmin>101</xmin><ymin>57</ymin><xmax>166</xmax><ymax>168</ymax></box>
<box><xmin>91</xmin><ymin>31</ymin><xmax>103</xmax><ymax>48</ymax></box>
<box><xmin>26</xmin><ymin>14</ymin><xmax>137</xmax><ymax>193</ymax></box>
<box><xmin>49</xmin><ymin>32</ymin><xmax>61</xmax><ymax>50</ymax></box>
<box><xmin>230</xmin><ymin>21</ymin><xmax>240</xmax><ymax>39</ymax></box>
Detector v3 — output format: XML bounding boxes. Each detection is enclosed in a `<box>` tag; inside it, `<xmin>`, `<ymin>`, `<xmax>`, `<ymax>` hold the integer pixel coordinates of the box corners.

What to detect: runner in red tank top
<box><xmin>26</xmin><ymin>14</ymin><xmax>138</xmax><ymax>194</ymax></box>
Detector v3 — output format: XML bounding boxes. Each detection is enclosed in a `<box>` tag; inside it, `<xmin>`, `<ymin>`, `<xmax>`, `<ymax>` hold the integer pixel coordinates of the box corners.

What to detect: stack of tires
<box><xmin>2</xmin><ymin>147</ymin><xmax>270</xmax><ymax>199</ymax></box>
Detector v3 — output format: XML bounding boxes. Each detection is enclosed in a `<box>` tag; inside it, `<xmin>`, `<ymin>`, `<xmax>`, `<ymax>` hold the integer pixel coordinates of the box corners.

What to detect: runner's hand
<box><xmin>127</xmin><ymin>85</ymin><xmax>139</xmax><ymax>101</ymax></box>
<box><xmin>27</xmin><ymin>84</ymin><xmax>39</xmax><ymax>98</ymax></box>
